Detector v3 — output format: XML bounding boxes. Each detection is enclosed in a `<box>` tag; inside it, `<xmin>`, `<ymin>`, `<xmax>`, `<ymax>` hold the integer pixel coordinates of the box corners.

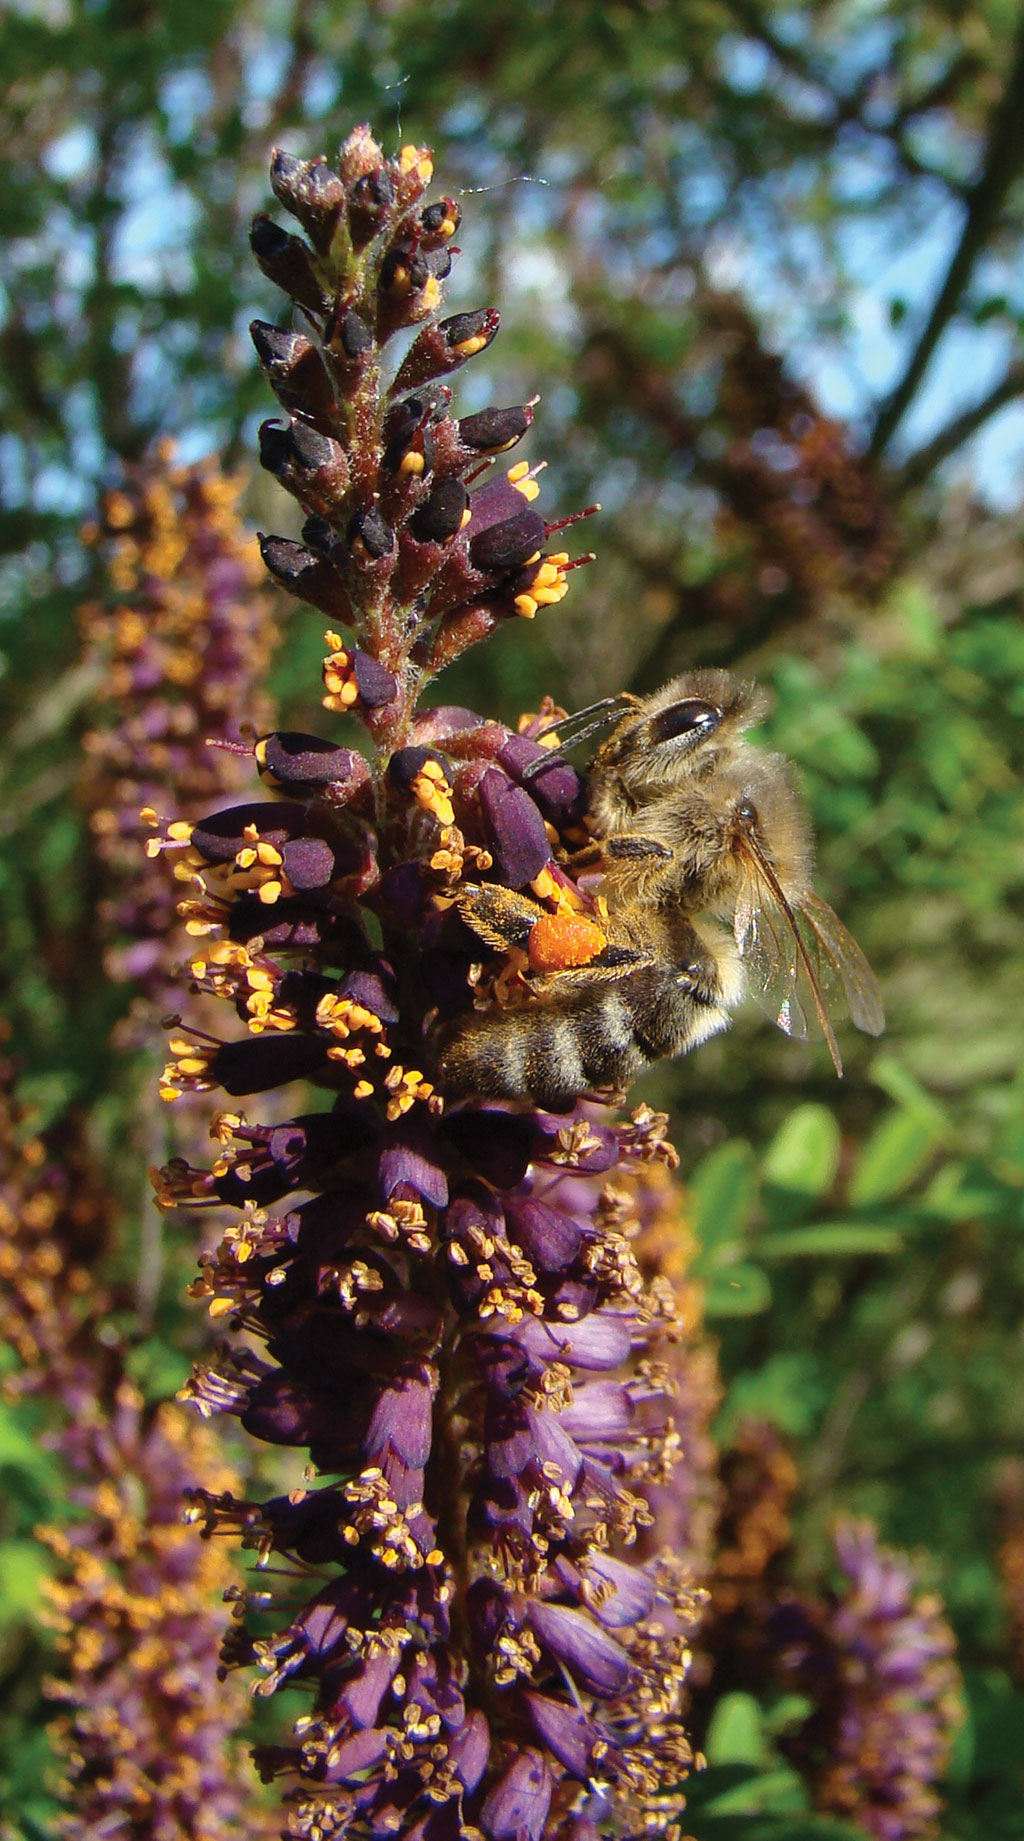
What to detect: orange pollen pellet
<box><xmin>528</xmin><ymin>912</ymin><xmax>607</xmax><ymax>973</ymax></box>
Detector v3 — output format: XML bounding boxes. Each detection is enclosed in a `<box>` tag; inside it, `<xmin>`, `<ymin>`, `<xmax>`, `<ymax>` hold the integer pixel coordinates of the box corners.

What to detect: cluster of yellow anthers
<box><xmin>340</xmin><ymin>1470</ymin><xmax>444</xmax><ymax>1572</ymax></box>
<box><xmin>449</xmin><ymin>1220</ymin><xmax>544</xmax><ymax>1328</ymax></box>
<box><xmin>321</xmin><ymin>637</ymin><xmax>362</xmax><ymax>714</ymax></box>
<box><xmin>410</xmin><ymin>757</ymin><xmax>455</xmax><ymax>826</ymax></box>
<box><xmin>143</xmin><ymin>812</ymin><xmax>293</xmax><ymax>909</ymax></box>
<box><xmin>188</xmin><ymin>941</ymin><xmax>289</xmax><ymax>1032</ymax></box>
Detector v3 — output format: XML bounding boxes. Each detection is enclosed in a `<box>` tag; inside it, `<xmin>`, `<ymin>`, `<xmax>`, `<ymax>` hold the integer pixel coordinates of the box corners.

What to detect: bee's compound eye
<box><xmin>650</xmin><ymin>699</ymin><xmax>722</xmax><ymax>746</ymax></box>
<box><xmin>737</xmin><ymin>797</ymin><xmax>758</xmax><ymax>826</ymax></box>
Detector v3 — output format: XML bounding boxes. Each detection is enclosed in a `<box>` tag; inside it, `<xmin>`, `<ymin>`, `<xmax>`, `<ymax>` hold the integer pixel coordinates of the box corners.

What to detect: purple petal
<box><xmin>526</xmin><ymin>1602</ymin><xmax>632</xmax><ymax>1697</ymax></box>
<box><xmin>513</xmin><ymin>1312</ymin><xmax>633</xmax><ymax>1372</ymax></box>
<box><xmin>523</xmin><ymin>1692</ymin><xmax>601</xmax><ymax>1778</ymax></box>
<box><xmin>448</xmin><ymin>1709</ymin><xmax>491</xmax><ymax>1792</ymax></box>
<box><xmin>497</xmin><ymin>733</ymin><xmax>586</xmax><ymax>828</ymax></box>
<box><xmin>478</xmin><ymin>768</ymin><xmax>551</xmax><ymax>887</ymax></box>
<box><xmin>377</xmin><ymin>1127</ymin><xmax>450</xmax><ymax>1207</ymax></box>
<box><xmin>321</xmin><ymin>1726</ymin><xmax>392</xmax><ymax>1782</ymax></box>
<box><xmin>365</xmin><ymin>1363</ymin><xmax>436</xmax><ymax>1470</ymax></box>
<box><xmin>504</xmin><ymin>1197</ymin><xmax>583</xmax><ymax>1273</ymax></box>
<box><xmin>480</xmin><ymin>1747</ymin><xmax>552</xmax><ymax>1841</ymax></box>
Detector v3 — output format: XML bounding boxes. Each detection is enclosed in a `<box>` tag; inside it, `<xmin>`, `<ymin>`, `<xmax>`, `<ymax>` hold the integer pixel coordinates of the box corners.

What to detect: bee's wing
<box><xmin>798</xmin><ymin>890</ymin><xmax>886</xmax><ymax>1039</ymax></box>
<box><xmin>733</xmin><ymin>849</ymin><xmax>884</xmax><ymax>1076</ymax></box>
<box><xmin>735</xmin><ymin>873</ymin><xmax>816</xmax><ymax>1043</ymax></box>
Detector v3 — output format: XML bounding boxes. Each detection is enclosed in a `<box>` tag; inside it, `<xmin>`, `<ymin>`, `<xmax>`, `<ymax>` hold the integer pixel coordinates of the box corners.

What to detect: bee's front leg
<box><xmin>566</xmin><ymin>833</ymin><xmax>674</xmax><ymax>873</ymax></box>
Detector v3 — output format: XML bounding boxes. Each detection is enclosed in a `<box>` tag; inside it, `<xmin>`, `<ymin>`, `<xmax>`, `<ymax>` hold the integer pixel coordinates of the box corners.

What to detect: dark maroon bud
<box><xmin>258</xmin><ymin>534</ymin><xmax>353</xmax><ymax>621</ymax></box>
<box><xmin>442</xmin><ymin>309</ymin><xmax>499</xmax><ymax>357</ymax></box>
<box><xmin>270</xmin><ymin>149</ymin><xmax>346</xmax><ymax>247</ymax></box>
<box><xmin>458</xmin><ymin>404</ymin><xmax>532</xmax><ymax>454</ymax></box>
<box><xmin>349</xmin><ymin>166</ymin><xmax>395</xmax><ymax>244</ymax></box>
<box><xmin>249</xmin><ymin>215</ymin><xmax>327</xmax><ymax>314</ymax></box>
<box><xmin>387</xmin><ymin>745</ymin><xmax>451</xmax><ymax>794</ymax></box>
<box><xmin>478</xmin><ymin>767</ymin><xmax>551</xmax><ymax>887</ymax></box>
<box><xmin>336</xmin><ymin>307</ymin><xmax>373</xmax><ymax>360</ymax></box>
<box><xmin>351</xmin><ymin>649</ymin><xmax>397</xmax><ymax>707</ymax></box>
<box><xmin>250</xmin><ymin>321</ymin><xmax>336</xmax><ymax>424</ymax></box>
<box><xmin>393</xmin><ymin>307</ymin><xmax>500</xmax><ymax>393</ymax></box>
<box><xmin>211</xmin><ymin>1035</ymin><xmax>335</xmax><ymax>1096</ymax></box>
<box><xmin>470</xmin><ymin>507</ymin><xmax>545</xmax><ymax>574</ymax></box>
<box><xmin>420</xmin><ymin>197</ymin><xmax>462</xmax><ymax>240</ymax></box>
<box><xmin>288</xmin><ymin>420</ymin><xmax>338</xmax><ymax>471</ymax></box>
<box><xmin>347</xmin><ymin>504</ymin><xmax>394</xmax><ymax>564</ymax></box>
<box><xmin>410</xmin><ymin>478</ymin><xmax>468</xmax><ymax>545</ymax></box>
<box><xmin>300</xmin><ymin>513</ymin><xmax>337</xmax><ymax>557</ymax></box>
<box><xmin>257</xmin><ymin>733</ymin><xmax>370</xmax><ymax>795</ymax></box>
<box><xmin>258</xmin><ymin>420</ymin><xmax>349</xmax><ymax>512</ymax></box>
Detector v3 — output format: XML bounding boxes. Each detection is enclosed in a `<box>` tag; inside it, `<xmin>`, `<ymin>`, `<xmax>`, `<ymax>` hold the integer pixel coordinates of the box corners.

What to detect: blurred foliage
<box><xmin>3</xmin><ymin>0</ymin><xmax>1024</xmax><ymax>1834</ymax></box>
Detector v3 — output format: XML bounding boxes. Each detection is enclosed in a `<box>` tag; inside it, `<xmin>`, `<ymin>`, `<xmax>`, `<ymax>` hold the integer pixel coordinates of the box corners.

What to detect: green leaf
<box><xmin>870</xmin><ymin>1054</ymin><xmax>950</xmax><ymax>1132</ymax></box>
<box><xmin>756</xmin><ymin>1223</ymin><xmax>902</xmax><ymax>1257</ymax></box>
<box><xmin>718</xmin><ymin>1355</ymin><xmax>825</xmax><ymax>1440</ymax></box>
<box><xmin>704</xmin><ymin>1261</ymin><xmax>772</xmax><ymax>1317</ymax></box>
<box><xmin>0</xmin><ymin>1540</ymin><xmax>47</xmax><ymax>1622</ymax></box>
<box><xmin>847</xmin><ymin>1108</ymin><xmax>944</xmax><ymax>1205</ymax></box>
<box><xmin>690</xmin><ymin>1141</ymin><xmax>758</xmax><ymax>1256</ymax></box>
<box><xmin>704</xmin><ymin>1692</ymin><xmax>769</xmax><ymax>1767</ymax></box>
<box><xmin>762</xmin><ymin>1105</ymin><xmax>841</xmax><ymax>1208</ymax></box>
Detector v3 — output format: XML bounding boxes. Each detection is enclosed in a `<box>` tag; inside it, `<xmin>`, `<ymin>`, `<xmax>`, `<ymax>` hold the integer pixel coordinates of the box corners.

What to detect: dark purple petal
<box><xmin>352</xmin><ymin>648</ymin><xmax>398</xmax><ymax>706</ymax></box>
<box><xmin>321</xmin><ymin>1727</ymin><xmax>393</xmax><ymax>1783</ymax></box>
<box><xmin>365</xmin><ymin>1363</ymin><xmax>436</xmax><ymax>1469</ymax></box>
<box><xmin>526</xmin><ymin>1602</ymin><xmax>632</xmax><ymax>1697</ymax></box>
<box><xmin>523</xmin><ymin>1693</ymin><xmax>601</xmax><ymax>1779</ymax></box>
<box><xmin>496</xmin><ymin>733</ymin><xmax>586</xmax><ymax>828</ymax></box>
<box><xmin>504</xmin><ymin>1197</ymin><xmax>583</xmax><ymax>1272</ymax></box>
<box><xmin>448</xmin><ymin>1709</ymin><xmax>491</xmax><ymax>1792</ymax></box>
<box><xmin>513</xmin><ymin>1312</ymin><xmax>633</xmax><ymax>1373</ymax></box>
<box><xmin>377</xmin><ymin>1127</ymin><xmax>450</xmax><ymax>1207</ymax></box>
<box><xmin>441</xmin><ymin>1108</ymin><xmax>535</xmax><ymax>1188</ymax></box>
<box><xmin>478</xmin><ymin>768</ymin><xmax>551</xmax><ymax>888</ymax></box>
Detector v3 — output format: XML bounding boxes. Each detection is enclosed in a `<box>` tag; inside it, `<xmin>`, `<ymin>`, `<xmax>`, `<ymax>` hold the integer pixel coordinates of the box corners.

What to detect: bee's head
<box><xmin>595</xmin><ymin>670</ymin><xmax>767</xmax><ymax>792</ymax></box>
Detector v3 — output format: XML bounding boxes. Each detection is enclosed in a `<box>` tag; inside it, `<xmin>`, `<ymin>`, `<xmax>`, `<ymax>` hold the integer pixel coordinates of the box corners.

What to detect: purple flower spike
<box><xmin>152</xmin><ymin>126</ymin><xmax>705</xmax><ymax>1841</ymax></box>
<box><xmin>778</xmin><ymin>1518</ymin><xmax>964</xmax><ymax>1840</ymax></box>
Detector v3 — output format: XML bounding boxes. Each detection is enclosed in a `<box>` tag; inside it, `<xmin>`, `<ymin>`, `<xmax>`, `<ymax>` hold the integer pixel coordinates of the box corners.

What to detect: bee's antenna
<box><xmin>522</xmin><ymin>695</ymin><xmax>633</xmax><ymax>776</ymax></box>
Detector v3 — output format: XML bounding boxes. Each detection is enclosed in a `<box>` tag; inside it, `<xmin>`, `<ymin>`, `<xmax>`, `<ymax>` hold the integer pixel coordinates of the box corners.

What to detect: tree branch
<box><xmin>895</xmin><ymin>359</ymin><xmax>1024</xmax><ymax>490</ymax></box>
<box><xmin>868</xmin><ymin>16</ymin><xmax>1024</xmax><ymax>458</ymax></box>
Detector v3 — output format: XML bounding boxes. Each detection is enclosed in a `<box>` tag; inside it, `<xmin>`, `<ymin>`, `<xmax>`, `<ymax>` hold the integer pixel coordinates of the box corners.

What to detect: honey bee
<box><xmin>439</xmin><ymin>670</ymin><xmax>884</xmax><ymax>1109</ymax></box>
